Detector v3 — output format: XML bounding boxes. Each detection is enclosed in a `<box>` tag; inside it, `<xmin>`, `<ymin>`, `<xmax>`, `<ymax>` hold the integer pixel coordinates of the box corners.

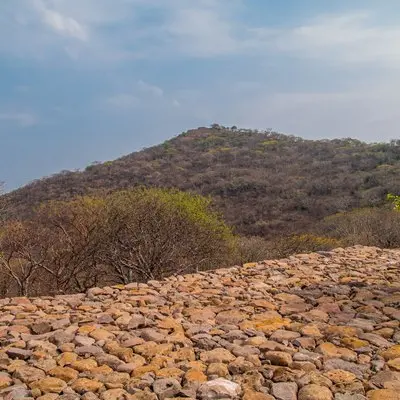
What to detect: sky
<box><xmin>1</xmin><ymin>0</ymin><xmax>400</xmax><ymax>190</ymax></box>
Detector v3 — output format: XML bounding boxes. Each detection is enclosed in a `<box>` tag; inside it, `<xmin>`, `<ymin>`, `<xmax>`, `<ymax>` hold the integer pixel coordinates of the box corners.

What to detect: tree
<box><xmin>102</xmin><ymin>188</ymin><xmax>236</xmax><ymax>283</ymax></box>
<box><xmin>0</xmin><ymin>188</ymin><xmax>236</xmax><ymax>297</ymax></box>
<box><xmin>34</xmin><ymin>196</ymin><xmax>108</xmax><ymax>294</ymax></box>
<box><xmin>0</xmin><ymin>196</ymin><xmax>108</xmax><ymax>297</ymax></box>
<box><xmin>0</xmin><ymin>220</ymin><xmax>49</xmax><ymax>297</ymax></box>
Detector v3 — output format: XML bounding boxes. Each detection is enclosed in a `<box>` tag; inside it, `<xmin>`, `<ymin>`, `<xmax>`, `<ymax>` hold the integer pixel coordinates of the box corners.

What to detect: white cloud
<box><xmin>164</xmin><ymin>7</ymin><xmax>240</xmax><ymax>57</ymax></box>
<box><xmin>138</xmin><ymin>80</ymin><xmax>163</xmax><ymax>97</ymax></box>
<box><xmin>40</xmin><ymin>8</ymin><xmax>88</xmax><ymax>41</ymax></box>
<box><xmin>0</xmin><ymin>112</ymin><xmax>38</xmax><ymax>127</ymax></box>
<box><xmin>106</xmin><ymin>94</ymin><xmax>140</xmax><ymax>110</ymax></box>
<box><xmin>260</xmin><ymin>12</ymin><xmax>400</xmax><ymax>67</ymax></box>
<box><xmin>105</xmin><ymin>80</ymin><xmax>165</xmax><ymax>111</ymax></box>
<box><xmin>32</xmin><ymin>0</ymin><xmax>88</xmax><ymax>41</ymax></box>
<box><xmin>2</xmin><ymin>1</ymin><xmax>400</xmax><ymax>66</ymax></box>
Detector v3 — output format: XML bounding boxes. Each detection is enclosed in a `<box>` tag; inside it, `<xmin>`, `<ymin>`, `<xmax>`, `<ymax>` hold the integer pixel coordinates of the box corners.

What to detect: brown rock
<box><xmin>71</xmin><ymin>358</ymin><xmax>98</xmax><ymax>372</ymax></box>
<box><xmin>323</xmin><ymin>369</ymin><xmax>356</xmax><ymax>384</ymax></box>
<box><xmin>13</xmin><ymin>366</ymin><xmax>46</xmax><ymax>383</ymax></box>
<box><xmin>207</xmin><ymin>363</ymin><xmax>230</xmax><ymax>378</ymax></box>
<box><xmin>298</xmin><ymin>384</ymin><xmax>333</xmax><ymax>400</ymax></box>
<box><xmin>381</xmin><ymin>346</ymin><xmax>400</xmax><ymax>361</ymax></box>
<box><xmin>49</xmin><ymin>366</ymin><xmax>79</xmax><ymax>382</ymax></box>
<box><xmin>72</xmin><ymin>378</ymin><xmax>104</xmax><ymax>394</ymax></box>
<box><xmin>200</xmin><ymin>348</ymin><xmax>236</xmax><ymax>364</ymax></box>
<box><xmin>367</xmin><ymin>389</ymin><xmax>400</xmax><ymax>400</ymax></box>
<box><xmin>30</xmin><ymin>378</ymin><xmax>67</xmax><ymax>394</ymax></box>
<box><xmin>264</xmin><ymin>351</ymin><xmax>292</xmax><ymax>367</ymax></box>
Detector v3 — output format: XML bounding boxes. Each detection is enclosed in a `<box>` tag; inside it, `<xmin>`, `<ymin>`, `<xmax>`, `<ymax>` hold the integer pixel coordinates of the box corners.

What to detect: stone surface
<box><xmin>198</xmin><ymin>378</ymin><xmax>241</xmax><ymax>399</ymax></box>
<box><xmin>271</xmin><ymin>382</ymin><xmax>298</xmax><ymax>400</ymax></box>
<box><xmin>30</xmin><ymin>378</ymin><xmax>68</xmax><ymax>394</ymax></box>
<box><xmin>0</xmin><ymin>246</ymin><xmax>398</xmax><ymax>398</ymax></box>
<box><xmin>299</xmin><ymin>384</ymin><xmax>333</xmax><ymax>400</ymax></box>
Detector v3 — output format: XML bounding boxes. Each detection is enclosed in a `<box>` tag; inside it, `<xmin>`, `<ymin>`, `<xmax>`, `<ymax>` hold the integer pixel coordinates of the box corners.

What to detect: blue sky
<box><xmin>1</xmin><ymin>0</ymin><xmax>400</xmax><ymax>190</ymax></box>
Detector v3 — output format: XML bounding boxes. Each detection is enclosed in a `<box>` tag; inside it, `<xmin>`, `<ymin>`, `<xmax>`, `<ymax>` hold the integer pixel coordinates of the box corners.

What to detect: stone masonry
<box><xmin>0</xmin><ymin>246</ymin><xmax>399</xmax><ymax>399</ymax></box>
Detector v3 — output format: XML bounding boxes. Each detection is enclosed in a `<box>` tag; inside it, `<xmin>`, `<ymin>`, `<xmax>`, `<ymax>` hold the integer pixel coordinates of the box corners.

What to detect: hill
<box><xmin>5</xmin><ymin>126</ymin><xmax>400</xmax><ymax>238</ymax></box>
<box><xmin>0</xmin><ymin>246</ymin><xmax>399</xmax><ymax>399</ymax></box>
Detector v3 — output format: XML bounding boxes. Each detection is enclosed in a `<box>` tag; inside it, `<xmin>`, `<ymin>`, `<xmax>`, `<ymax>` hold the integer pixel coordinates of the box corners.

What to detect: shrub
<box><xmin>0</xmin><ymin>188</ymin><xmax>235</xmax><ymax>297</ymax></box>
<box><xmin>234</xmin><ymin>234</ymin><xmax>341</xmax><ymax>265</ymax></box>
<box><xmin>322</xmin><ymin>208</ymin><xmax>400</xmax><ymax>248</ymax></box>
<box><xmin>101</xmin><ymin>188</ymin><xmax>236</xmax><ymax>283</ymax></box>
<box><xmin>235</xmin><ymin>236</ymin><xmax>274</xmax><ymax>264</ymax></box>
<box><xmin>269</xmin><ymin>234</ymin><xmax>342</xmax><ymax>259</ymax></box>
<box><xmin>387</xmin><ymin>193</ymin><xmax>400</xmax><ymax>211</ymax></box>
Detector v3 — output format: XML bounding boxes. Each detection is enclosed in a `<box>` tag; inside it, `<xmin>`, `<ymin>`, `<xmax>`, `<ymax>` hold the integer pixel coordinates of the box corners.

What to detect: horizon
<box><xmin>2</xmin><ymin>0</ymin><xmax>400</xmax><ymax>189</ymax></box>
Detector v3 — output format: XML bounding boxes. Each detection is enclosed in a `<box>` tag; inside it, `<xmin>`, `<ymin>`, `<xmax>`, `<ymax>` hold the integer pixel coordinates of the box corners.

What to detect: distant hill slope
<box><xmin>5</xmin><ymin>126</ymin><xmax>400</xmax><ymax>238</ymax></box>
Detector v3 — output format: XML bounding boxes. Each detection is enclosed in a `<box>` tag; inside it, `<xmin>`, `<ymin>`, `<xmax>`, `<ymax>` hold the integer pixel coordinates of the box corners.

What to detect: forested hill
<box><xmin>5</xmin><ymin>126</ymin><xmax>400</xmax><ymax>238</ymax></box>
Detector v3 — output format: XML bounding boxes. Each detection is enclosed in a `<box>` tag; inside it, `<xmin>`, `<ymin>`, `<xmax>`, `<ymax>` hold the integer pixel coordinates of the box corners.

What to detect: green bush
<box><xmin>387</xmin><ymin>193</ymin><xmax>400</xmax><ymax>211</ymax></box>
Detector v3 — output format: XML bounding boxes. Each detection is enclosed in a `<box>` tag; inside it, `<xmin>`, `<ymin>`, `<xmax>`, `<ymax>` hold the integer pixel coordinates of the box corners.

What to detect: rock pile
<box><xmin>0</xmin><ymin>246</ymin><xmax>399</xmax><ymax>399</ymax></box>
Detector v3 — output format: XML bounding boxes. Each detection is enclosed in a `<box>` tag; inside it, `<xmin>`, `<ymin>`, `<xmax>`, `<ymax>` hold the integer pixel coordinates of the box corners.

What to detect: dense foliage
<box><xmin>5</xmin><ymin>126</ymin><xmax>400</xmax><ymax>239</ymax></box>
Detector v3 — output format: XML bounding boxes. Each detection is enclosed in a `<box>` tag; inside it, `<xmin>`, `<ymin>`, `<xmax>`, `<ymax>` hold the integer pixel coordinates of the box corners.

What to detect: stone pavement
<box><xmin>0</xmin><ymin>246</ymin><xmax>399</xmax><ymax>399</ymax></box>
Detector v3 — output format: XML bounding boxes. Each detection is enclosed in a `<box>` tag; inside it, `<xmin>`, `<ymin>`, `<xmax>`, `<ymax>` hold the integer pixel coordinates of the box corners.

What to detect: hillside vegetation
<box><xmin>6</xmin><ymin>126</ymin><xmax>400</xmax><ymax>238</ymax></box>
<box><xmin>2</xmin><ymin>126</ymin><xmax>400</xmax><ymax>297</ymax></box>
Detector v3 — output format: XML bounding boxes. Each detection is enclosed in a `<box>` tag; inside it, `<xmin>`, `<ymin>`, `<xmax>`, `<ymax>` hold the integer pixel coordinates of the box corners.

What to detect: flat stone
<box><xmin>298</xmin><ymin>384</ymin><xmax>333</xmax><ymax>400</ymax></box>
<box><xmin>200</xmin><ymin>348</ymin><xmax>236</xmax><ymax>364</ymax></box>
<box><xmin>13</xmin><ymin>366</ymin><xmax>46</xmax><ymax>383</ymax></box>
<box><xmin>366</xmin><ymin>389</ymin><xmax>400</xmax><ymax>399</ymax></box>
<box><xmin>6</xmin><ymin>348</ymin><xmax>32</xmax><ymax>360</ymax></box>
<box><xmin>30</xmin><ymin>378</ymin><xmax>67</xmax><ymax>394</ymax></box>
<box><xmin>72</xmin><ymin>378</ymin><xmax>104</xmax><ymax>394</ymax></box>
<box><xmin>271</xmin><ymin>382</ymin><xmax>298</xmax><ymax>400</ymax></box>
<box><xmin>152</xmin><ymin>378</ymin><xmax>181</xmax><ymax>400</ymax></box>
<box><xmin>264</xmin><ymin>351</ymin><xmax>292</xmax><ymax>367</ymax></box>
<box><xmin>198</xmin><ymin>378</ymin><xmax>241</xmax><ymax>399</ymax></box>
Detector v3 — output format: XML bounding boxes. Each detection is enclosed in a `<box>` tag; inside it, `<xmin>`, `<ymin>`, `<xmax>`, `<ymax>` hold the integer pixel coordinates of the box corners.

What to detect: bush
<box><xmin>321</xmin><ymin>208</ymin><xmax>400</xmax><ymax>248</ymax></box>
<box><xmin>269</xmin><ymin>234</ymin><xmax>342</xmax><ymax>259</ymax></box>
<box><xmin>234</xmin><ymin>234</ymin><xmax>341</xmax><ymax>265</ymax></box>
<box><xmin>101</xmin><ymin>188</ymin><xmax>236</xmax><ymax>283</ymax></box>
<box><xmin>387</xmin><ymin>193</ymin><xmax>400</xmax><ymax>211</ymax></box>
<box><xmin>235</xmin><ymin>236</ymin><xmax>274</xmax><ymax>264</ymax></box>
<box><xmin>0</xmin><ymin>188</ymin><xmax>235</xmax><ymax>297</ymax></box>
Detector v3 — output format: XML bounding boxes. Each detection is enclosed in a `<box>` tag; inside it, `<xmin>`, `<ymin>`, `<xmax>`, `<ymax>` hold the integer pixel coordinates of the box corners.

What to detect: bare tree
<box><xmin>34</xmin><ymin>197</ymin><xmax>108</xmax><ymax>294</ymax></box>
<box><xmin>0</xmin><ymin>221</ymin><xmax>48</xmax><ymax>297</ymax></box>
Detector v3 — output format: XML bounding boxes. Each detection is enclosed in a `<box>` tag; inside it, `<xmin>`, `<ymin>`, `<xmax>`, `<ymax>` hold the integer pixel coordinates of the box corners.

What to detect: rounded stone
<box><xmin>298</xmin><ymin>384</ymin><xmax>333</xmax><ymax>400</ymax></box>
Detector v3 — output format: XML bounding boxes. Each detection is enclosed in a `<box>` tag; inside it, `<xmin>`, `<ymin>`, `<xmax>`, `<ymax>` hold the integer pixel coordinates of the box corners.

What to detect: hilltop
<box><xmin>0</xmin><ymin>246</ymin><xmax>399</xmax><ymax>399</ymax></box>
<box><xmin>5</xmin><ymin>126</ymin><xmax>400</xmax><ymax>238</ymax></box>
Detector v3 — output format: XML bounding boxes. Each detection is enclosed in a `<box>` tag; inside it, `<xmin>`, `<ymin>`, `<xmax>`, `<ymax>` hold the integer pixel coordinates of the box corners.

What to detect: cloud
<box><xmin>164</xmin><ymin>6</ymin><xmax>240</xmax><ymax>57</ymax></box>
<box><xmin>39</xmin><ymin>8</ymin><xmax>88</xmax><ymax>41</ymax></box>
<box><xmin>106</xmin><ymin>94</ymin><xmax>140</xmax><ymax>110</ymax></box>
<box><xmin>105</xmin><ymin>80</ymin><xmax>166</xmax><ymax>111</ymax></box>
<box><xmin>0</xmin><ymin>0</ymin><xmax>244</xmax><ymax>61</ymax></box>
<box><xmin>138</xmin><ymin>80</ymin><xmax>164</xmax><ymax>97</ymax></box>
<box><xmin>194</xmin><ymin>77</ymin><xmax>400</xmax><ymax>141</ymax></box>
<box><xmin>257</xmin><ymin>12</ymin><xmax>400</xmax><ymax>67</ymax></box>
<box><xmin>0</xmin><ymin>112</ymin><xmax>38</xmax><ymax>127</ymax></box>
<box><xmin>2</xmin><ymin>1</ymin><xmax>400</xmax><ymax>67</ymax></box>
